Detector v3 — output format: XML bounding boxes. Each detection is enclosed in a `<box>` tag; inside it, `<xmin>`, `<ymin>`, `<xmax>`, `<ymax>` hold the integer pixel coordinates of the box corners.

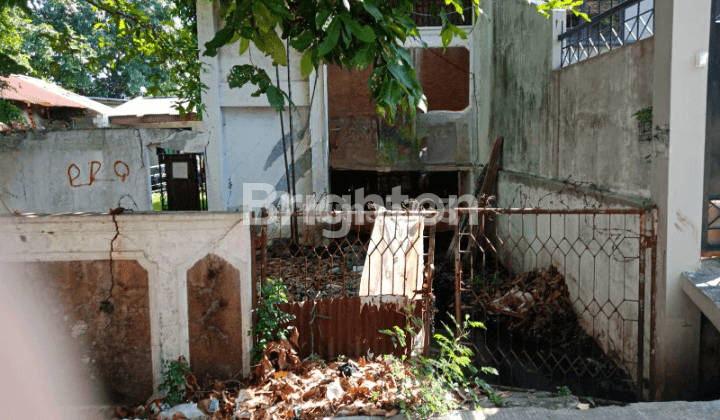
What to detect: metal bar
<box><xmin>424</xmin><ymin>224</ymin><xmax>436</xmax><ymax>357</ymax></box>
<box><xmin>637</xmin><ymin>211</ymin><xmax>646</xmax><ymax>400</ymax></box>
<box><xmin>559</xmin><ymin>0</ymin><xmax>645</xmax><ymax>40</ymax></box>
<box><xmin>649</xmin><ymin>207</ymin><xmax>658</xmax><ymax>400</ymax></box>
<box><xmin>454</xmin><ymin>221</ymin><xmax>461</xmax><ymax>337</ymax></box>
<box><xmin>260</xmin><ymin>210</ymin><xmax>268</xmax><ymax>287</ymax></box>
<box><xmin>251</xmin><ymin>211</ymin><xmax>259</xmax><ymax>347</ymax></box>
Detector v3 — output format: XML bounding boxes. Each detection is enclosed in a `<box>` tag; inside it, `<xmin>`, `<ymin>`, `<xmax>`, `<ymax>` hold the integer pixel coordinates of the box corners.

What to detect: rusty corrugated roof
<box><xmin>0</xmin><ymin>75</ymin><xmax>112</xmax><ymax>116</ymax></box>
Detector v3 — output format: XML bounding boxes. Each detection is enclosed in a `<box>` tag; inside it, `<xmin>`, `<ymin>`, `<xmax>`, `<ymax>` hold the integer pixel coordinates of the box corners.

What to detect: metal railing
<box><xmin>559</xmin><ymin>0</ymin><xmax>654</xmax><ymax>67</ymax></box>
<box><xmin>703</xmin><ymin>196</ymin><xmax>720</xmax><ymax>251</ymax></box>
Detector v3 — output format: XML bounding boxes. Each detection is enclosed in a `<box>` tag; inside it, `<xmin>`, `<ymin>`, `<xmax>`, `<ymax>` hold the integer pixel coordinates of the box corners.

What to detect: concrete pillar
<box><xmin>196</xmin><ymin>1</ymin><xmax>226</xmax><ymax>211</ymax></box>
<box><xmin>309</xmin><ymin>66</ymin><xmax>330</xmax><ymax>205</ymax></box>
<box><xmin>551</xmin><ymin>9</ymin><xmax>566</xmax><ymax>69</ymax></box>
<box><xmin>651</xmin><ymin>0</ymin><xmax>711</xmax><ymax>400</ymax></box>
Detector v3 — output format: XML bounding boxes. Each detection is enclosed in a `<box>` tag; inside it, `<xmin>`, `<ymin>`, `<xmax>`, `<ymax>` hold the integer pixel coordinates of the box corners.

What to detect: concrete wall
<box><xmin>487</xmin><ymin>1</ymin><xmax>654</xmax><ymax>201</ymax></box>
<box><xmin>0</xmin><ymin>212</ymin><xmax>253</xmax><ymax>402</ymax></box>
<box><xmin>0</xmin><ymin>128</ymin><xmax>208</xmax><ymax>214</ymax></box>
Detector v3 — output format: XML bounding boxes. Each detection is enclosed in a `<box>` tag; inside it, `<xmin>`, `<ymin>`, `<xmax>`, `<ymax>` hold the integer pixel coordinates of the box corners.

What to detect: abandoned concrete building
<box><xmin>5</xmin><ymin>0</ymin><xmax>720</xmax><ymax>407</ymax></box>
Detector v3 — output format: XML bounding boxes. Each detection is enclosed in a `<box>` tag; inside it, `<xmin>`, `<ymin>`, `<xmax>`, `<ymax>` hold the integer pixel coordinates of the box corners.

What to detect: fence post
<box><xmin>638</xmin><ymin>211</ymin><xmax>647</xmax><ymax>400</ymax></box>
<box><xmin>454</xmin><ymin>221</ymin><xmax>462</xmax><ymax>337</ymax></box>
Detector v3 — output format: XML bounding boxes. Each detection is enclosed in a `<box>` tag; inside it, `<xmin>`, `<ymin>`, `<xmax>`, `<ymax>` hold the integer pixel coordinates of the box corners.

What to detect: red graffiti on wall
<box><xmin>68</xmin><ymin>160</ymin><xmax>131</xmax><ymax>187</ymax></box>
<box><xmin>114</xmin><ymin>160</ymin><xmax>130</xmax><ymax>182</ymax></box>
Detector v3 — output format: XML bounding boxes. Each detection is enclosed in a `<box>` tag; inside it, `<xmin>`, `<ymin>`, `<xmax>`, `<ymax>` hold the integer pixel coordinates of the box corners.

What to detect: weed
<box><xmin>557</xmin><ymin>385</ymin><xmax>572</xmax><ymax>396</ymax></box>
<box><xmin>249</xmin><ymin>277</ymin><xmax>296</xmax><ymax>364</ymax></box>
<box><xmin>158</xmin><ymin>358</ymin><xmax>191</xmax><ymax>406</ymax></box>
<box><xmin>381</xmin><ymin>309</ymin><xmax>498</xmax><ymax>418</ymax></box>
<box><xmin>633</xmin><ymin>107</ymin><xmax>652</xmax><ymax>124</ymax></box>
<box><xmin>475</xmin><ymin>378</ymin><xmax>503</xmax><ymax>406</ymax></box>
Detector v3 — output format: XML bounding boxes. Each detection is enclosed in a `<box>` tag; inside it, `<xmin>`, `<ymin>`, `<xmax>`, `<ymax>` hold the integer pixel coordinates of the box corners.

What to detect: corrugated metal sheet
<box><xmin>1</xmin><ymin>75</ymin><xmax>111</xmax><ymax>116</ymax></box>
<box><xmin>279</xmin><ymin>296</ymin><xmax>423</xmax><ymax>360</ymax></box>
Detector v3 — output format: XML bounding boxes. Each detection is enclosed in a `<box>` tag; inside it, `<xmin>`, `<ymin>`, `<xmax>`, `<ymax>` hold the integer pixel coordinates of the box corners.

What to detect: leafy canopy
<box><xmin>0</xmin><ymin>0</ymin><xmax>588</xmax><ymax>121</ymax></box>
<box><xmin>0</xmin><ymin>0</ymin><xmax>203</xmax><ymax>116</ymax></box>
<box><xmin>204</xmin><ymin>0</ymin><xmax>588</xmax><ymax>121</ymax></box>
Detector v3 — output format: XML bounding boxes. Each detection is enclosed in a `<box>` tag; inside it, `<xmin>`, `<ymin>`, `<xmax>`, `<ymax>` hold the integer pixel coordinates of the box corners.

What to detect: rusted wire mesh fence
<box><xmin>451</xmin><ymin>208</ymin><xmax>655</xmax><ymax>401</ymax></box>
<box><xmin>251</xmin><ymin>208</ymin><xmax>655</xmax><ymax>401</ymax></box>
<box><xmin>253</xmin><ymin>211</ymin><xmax>436</xmax><ymax>359</ymax></box>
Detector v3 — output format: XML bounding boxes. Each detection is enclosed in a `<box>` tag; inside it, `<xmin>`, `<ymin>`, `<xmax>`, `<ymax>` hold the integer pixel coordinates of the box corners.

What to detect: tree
<box><xmin>204</xmin><ymin>0</ymin><xmax>588</xmax><ymax>121</ymax></box>
<box><xmin>0</xmin><ymin>0</ymin><xmax>587</xmax><ymax>120</ymax></box>
<box><xmin>0</xmin><ymin>0</ymin><xmax>203</xmax><ymax>115</ymax></box>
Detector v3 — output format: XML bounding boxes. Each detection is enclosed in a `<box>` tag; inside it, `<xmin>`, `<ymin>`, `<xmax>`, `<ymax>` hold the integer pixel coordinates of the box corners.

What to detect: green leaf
<box><xmin>386</xmin><ymin>63</ymin><xmax>415</xmax><ymax>91</ymax></box>
<box><xmin>254</xmin><ymin>29</ymin><xmax>287</xmax><ymax>66</ymax></box>
<box><xmin>300</xmin><ymin>48</ymin><xmax>314</xmax><ymax>76</ymax></box>
<box><xmin>362</xmin><ymin>2</ymin><xmax>383</xmax><ymax>21</ymax></box>
<box><xmin>204</xmin><ymin>25</ymin><xmax>236</xmax><ymax>57</ymax></box>
<box><xmin>341</xmin><ymin>14</ymin><xmax>376</xmax><ymax>42</ymax></box>
<box><xmin>315</xmin><ymin>9</ymin><xmax>332</xmax><ymax>31</ymax></box>
<box><xmin>238</xmin><ymin>37</ymin><xmax>250</xmax><ymax>56</ymax></box>
<box><xmin>291</xmin><ymin>30</ymin><xmax>314</xmax><ymax>51</ymax></box>
<box><xmin>353</xmin><ymin>43</ymin><xmax>375</xmax><ymax>69</ymax></box>
<box><xmin>317</xmin><ymin>17</ymin><xmax>340</xmax><ymax>57</ymax></box>
<box><xmin>253</xmin><ymin>2</ymin><xmax>276</xmax><ymax>33</ymax></box>
<box><xmin>440</xmin><ymin>27</ymin><xmax>452</xmax><ymax>49</ymax></box>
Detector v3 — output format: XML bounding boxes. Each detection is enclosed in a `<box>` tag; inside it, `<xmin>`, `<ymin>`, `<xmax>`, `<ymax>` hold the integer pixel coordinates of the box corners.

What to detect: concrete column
<box><xmin>196</xmin><ymin>1</ymin><xmax>226</xmax><ymax>211</ymax></box>
<box><xmin>551</xmin><ymin>9</ymin><xmax>566</xmax><ymax>69</ymax></box>
<box><xmin>309</xmin><ymin>66</ymin><xmax>330</xmax><ymax>205</ymax></box>
<box><xmin>651</xmin><ymin>0</ymin><xmax>711</xmax><ymax>400</ymax></box>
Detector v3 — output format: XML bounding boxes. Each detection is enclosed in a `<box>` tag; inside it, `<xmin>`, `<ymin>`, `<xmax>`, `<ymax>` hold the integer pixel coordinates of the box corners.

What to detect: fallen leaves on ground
<box><xmin>473</xmin><ymin>267</ymin><xmax>576</xmax><ymax>340</ymax></box>
<box><xmin>265</xmin><ymin>254</ymin><xmax>362</xmax><ymax>302</ymax></box>
<box><xmin>116</xmin><ymin>329</ymin><xmax>431</xmax><ymax>420</ymax></box>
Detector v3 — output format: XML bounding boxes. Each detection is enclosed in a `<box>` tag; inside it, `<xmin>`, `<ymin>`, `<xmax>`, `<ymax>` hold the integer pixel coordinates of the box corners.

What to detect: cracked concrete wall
<box><xmin>0</xmin><ymin>128</ymin><xmax>209</xmax><ymax>214</ymax></box>
<box><xmin>0</xmin><ymin>212</ymin><xmax>253</xmax><ymax>399</ymax></box>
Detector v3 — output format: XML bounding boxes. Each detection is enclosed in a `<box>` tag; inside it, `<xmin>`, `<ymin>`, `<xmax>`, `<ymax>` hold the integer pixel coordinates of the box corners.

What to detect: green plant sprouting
<box><xmin>158</xmin><ymin>357</ymin><xmax>191</xmax><ymax>406</ymax></box>
<box><xmin>249</xmin><ymin>277</ymin><xmax>296</xmax><ymax>364</ymax></box>
<box><xmin>557</xmin><ymin>385</ymin><xmax>572</xmax><ymax>396</ymax></box>
<box><xmin>633</xmin><ymin>107</ymin><xmax>652</xmax><ymax>124</ymax></box>
<box><xmin>380</xmin><ymin>309</ymin><xmax>499</xmax><ymax>418</ymax></box>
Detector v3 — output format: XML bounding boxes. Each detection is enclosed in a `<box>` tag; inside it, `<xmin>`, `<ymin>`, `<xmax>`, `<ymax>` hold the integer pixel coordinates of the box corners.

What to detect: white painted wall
<box><xmin>0</xmin><ymin>212</ymin><xmax>253</xmax><ymax>389</ymax></box>
<box><xmin>197</xmin><ymin>1</ymin><xmax>328</xmax><ymax>212</ymax></box>
<box><xmin>649</xmin><ymin>0</ymin><xmax>711</xmax><ymax>400</ymax></box>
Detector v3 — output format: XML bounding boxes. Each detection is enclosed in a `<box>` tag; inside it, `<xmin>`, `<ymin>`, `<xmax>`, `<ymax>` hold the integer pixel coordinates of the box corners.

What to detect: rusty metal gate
<box><xmin>252</xmin><ymin>211</ymin><xmax>436</xmax><ymax>360</ymax></box>
<box><xmin>450</xmin><ymin>208</ymin><xmax>657</xmax><ymax>401</ymax></box>
<box><xmin>251</xmin><ymin>208</ymin><xmax>657</xmax><ymax>401</ymax></box>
